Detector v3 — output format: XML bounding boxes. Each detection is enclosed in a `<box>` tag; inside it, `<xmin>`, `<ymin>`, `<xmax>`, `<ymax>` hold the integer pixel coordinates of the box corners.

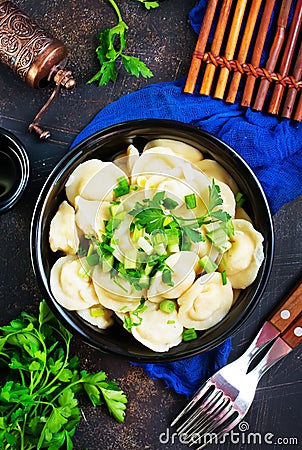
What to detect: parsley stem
<box><xmin>108</xmin><ymin>0</ymin><xmax>123</xmax><ymax>23</ymax></box>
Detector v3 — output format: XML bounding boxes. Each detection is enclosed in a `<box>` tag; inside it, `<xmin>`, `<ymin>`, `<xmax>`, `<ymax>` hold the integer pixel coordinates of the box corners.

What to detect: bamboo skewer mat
<box><xmin>185</xmin><ymin>0</ymin><xmax>302</xmax><ymax>121</ymax></box>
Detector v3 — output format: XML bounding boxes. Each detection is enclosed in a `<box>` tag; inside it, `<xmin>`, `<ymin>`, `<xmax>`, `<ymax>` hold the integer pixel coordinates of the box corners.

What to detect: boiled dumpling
<box><xmin>75</xmin><ymin>196</ymin><xmax>111</xmax><ymax>238</ymax></box>
<box><xmin>144</xmin><ymin>139</ymin><xmax>203</xmax><ymax>163</ymax></box>
<box><xmin>65</xmin><ymin>159</ymin><xmax>127</xmax><ymax>205</ymax></box>
<box><xmin>194</xmin><ymin>159</ymin><xmax>239</xmax><ymax>194</ymax></box>
<box><xmin>130</xmin><ymin>301</ymin><xmax>183</xmax><ymax>352</ymax></box>
<box><xmin>148</xmin><ymin>251</ymin><xmax>199</xmax><ymax>299</ymax></box>
<box><xmin>76</xmin><ymin>304</ymin><xmax>114</xmax><ymax>329</ymax></box>
<box><xmin>49</xmin><ymin>201</ymin><xmax>79</xmax><ymax>255</ymax></box>
<box><xmin>50</xmin><ymin>255</ymin><xmax>98</xmax><ymax>310</ymax></box>
<box><xmin>131</xmin><ymin>147</ymin><xmax>183</xmax><ymax>184</ymax></box>
<box><xmin>218</xmin><ymin>219</ymin><xmax>264</xmax><ymax>289</ymax></box>
<box><xmin>178</xmin><ymin>272</ymin><xmax>233</xmax><ymax>330</ymax></box>
<box><xmin>93</xmin><ymin>265</ymin><xmax>143</xmax><ymax>312</ymax></box>
<box><xmin>113</xmin><ymin>144</ymin><xmax>140</xmax><ymax>176</ymax></box>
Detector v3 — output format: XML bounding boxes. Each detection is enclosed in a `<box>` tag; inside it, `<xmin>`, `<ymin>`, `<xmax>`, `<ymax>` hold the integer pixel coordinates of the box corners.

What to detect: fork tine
<box><xmin>171</xmin><ymin>380</ymin><xmax>214</xmax><ymax>427</ymax></box>
<box><xmin>176</xmin><ymin>388</ymin><xmax>221</xmax><ymax>434</ymax></box>
<box><xmin>192</xmin><ymin>402</ymin><xmax>235</xmax><ymax>446</ymax></box>
<box><xmin>195</xmin><ymin>411</ymin><xmax>242</xmax><ymax>449</ymax></box>
<box><xmin>176</xmin><ymin>391</ymin><xmax>223</xmax><ymax>434</ymax></box>
<box><xmin>186</xmin><ymin>397</ymin><xmax>232</xmax><ymax>444</ymax></box>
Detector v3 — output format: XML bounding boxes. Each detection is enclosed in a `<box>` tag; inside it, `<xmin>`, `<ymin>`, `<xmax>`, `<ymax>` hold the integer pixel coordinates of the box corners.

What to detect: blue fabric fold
<box><xmin>72</xmin><ymin>0</ymin><xmax>302</xmax><ymax>396</ymax></box>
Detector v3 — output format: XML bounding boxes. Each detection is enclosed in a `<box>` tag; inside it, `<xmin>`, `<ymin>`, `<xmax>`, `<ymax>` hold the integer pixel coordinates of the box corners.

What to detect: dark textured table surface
<box><xmin>0</xmin><ymin>1</ymin><xmax>301</xmax><ymax>449</ymax></box>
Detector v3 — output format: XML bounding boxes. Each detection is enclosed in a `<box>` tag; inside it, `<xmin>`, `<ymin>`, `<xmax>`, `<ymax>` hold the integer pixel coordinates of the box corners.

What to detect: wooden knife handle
<box><xmin>268</xmin><ymin>278</ymin><xmax>302</xmax><ymax>334</ymax></box>
<box><xmin>281</xmin><ymin>314</ymin><xmax>302</xmax><ymax>349</ymax></box>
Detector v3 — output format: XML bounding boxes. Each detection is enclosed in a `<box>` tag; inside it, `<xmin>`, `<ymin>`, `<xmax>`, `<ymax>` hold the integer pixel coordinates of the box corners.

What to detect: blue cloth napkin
<box><xmin>72</xmin><ymin>1</ymin><xmax>302</xmax><ymax>396</ymax></box>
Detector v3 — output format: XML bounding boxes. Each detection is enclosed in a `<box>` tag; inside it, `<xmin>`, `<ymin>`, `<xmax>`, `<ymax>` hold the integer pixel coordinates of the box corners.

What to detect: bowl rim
<box><xmin>30</xmin><ymin>119</ymin><xmax>274</xmax><ymax>362</ymax></box>
<box><xmin>0</xmin><ymin>127</ymin><xmax>30</xmax><ymax>214</ymax></box>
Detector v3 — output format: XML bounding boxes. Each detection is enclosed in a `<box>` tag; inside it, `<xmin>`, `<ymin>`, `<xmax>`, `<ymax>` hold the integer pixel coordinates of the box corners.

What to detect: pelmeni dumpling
<box><xmin>194</xmin><ymin>159</ymin><xmax>239</xmax><ymax>194</ymax></box>
<box><xmin>178</xmin><ymin>272</ymin><xmax>233</xmax><ymax>330</ymax></box>
<box><xmin>49</xmin><ymin>201</ymin><xmax>79</xmax><ymax>255</ymax></box>
<box><xmin>77</xmin><ymin>305</ymin><xmax>114</xmax><ymax>329</ymax></box>
<box><xmin>218</xmin><ymin>219</ymin><xmax>264</xmax><ymax>289</ymax></box>
<box><xmin>130</xmin><ymin>301</ymin><xmax>183</xmax><ymax>352</ymax></box>
<box><xmin>131</xmin><ymin>147</ymin><xmax>183</xmax><ymax>184</ymax></box>
<box><xmin>148</xmin><ymin>251</ymin><xmax>199</xmax><ymax>299</ymax></box>
<box><xmin>50</xmin><ymin>255</ymin><xmax>98</xmax><ymax>310</ymax></box>
<box><xmin>93</xmin><ymin>265</ymin><xmax>143</xmax><ymax>311</ymax></box>
<box><xmin>113</xmin><ymin>144</ymin><xmax>140</xmax><ymax>177</ymax></box>
<box><xmin>65</xmin><ymin>159</ymin><xmax>127</xmax><ymax>205</ymax></box>
<box><xmin>75</xmin><ymin>196</ymin><xmax>111</xmax><ymax>238</ymax></box>
<box><xmin>144</xmin><ymin>139</ymin><xmax>203</xmax><ymax>163</ymax></box>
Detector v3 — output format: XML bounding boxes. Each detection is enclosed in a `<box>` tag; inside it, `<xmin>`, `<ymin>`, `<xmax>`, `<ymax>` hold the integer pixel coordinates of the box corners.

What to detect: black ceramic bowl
<box><xmin>0</xmin><ymin>128</ymin><xmax>30</xmax><ymax>214</ymax></box>
<box><xmin>31</xmin><ymin>119</ymin><xmax>274</xmax><ymax>362</ymax></box>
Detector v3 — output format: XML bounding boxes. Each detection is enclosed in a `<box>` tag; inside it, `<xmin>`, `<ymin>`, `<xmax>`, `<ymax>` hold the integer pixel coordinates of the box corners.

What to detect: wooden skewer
<box><xmin>200</xmin><ymin>0</ymin><xmax>233</xmax><ymax>96</ymax></box>
<box><xmin>293</xmin><ymin>92</ymin><xmax>302</xmax><ymax>121</ymax></box>
<box><xmin>241</xmin><ymin>0</ymin><xmax>276</xmax><ymax>107</ymax></box>
<box><xmin>214</xmin><ymin>0</ymin><xmax>248</xmax><ymax>99</ymax></box>
<box><xmin>253</xmin><ymin>0</ymin><xmax>292</xmax><ymax>111</ymax></box>
<box><xmin>268</xmin><ymin>0</ymin><xmax>302</xmax><ymax>115</ymax></box>
<box><xmin>226</xmin><ymin>0</ymin><xmax>262</xmax><ymax>103</ymax></box>
<box><xmin>184</xmin><ymin>0</ymin><xmax>218</xmax><ymax>94</ymax></box>
<box><xmin>282</xmin><ymin>42</ymin><xmax>302</xmax><ymax>119</ymax></box>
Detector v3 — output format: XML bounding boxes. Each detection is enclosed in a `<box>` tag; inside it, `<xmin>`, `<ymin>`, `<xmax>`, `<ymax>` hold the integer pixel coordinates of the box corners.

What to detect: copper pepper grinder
<box><xmin>0</xmin><ymin>0</ymin><xmax>76</xmax><ymax>140</ymax></box>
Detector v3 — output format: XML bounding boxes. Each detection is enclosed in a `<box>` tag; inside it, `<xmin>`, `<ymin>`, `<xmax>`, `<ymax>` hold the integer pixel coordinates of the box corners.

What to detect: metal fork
<box><xmin>171</xmin><ymin>278</ymin><xmax>302</xmax><ymax>449</ymax></box>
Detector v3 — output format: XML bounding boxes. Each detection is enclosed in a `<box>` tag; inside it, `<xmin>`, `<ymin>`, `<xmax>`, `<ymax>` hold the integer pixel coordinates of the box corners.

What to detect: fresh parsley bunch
<box><xmin>0</xmin><ymin>301</ymin><xmax>127</xmax><ymax>449</ymax></box>
<box><xmin>88</xmin><ymin>0</ymin><xmax>159</xmax><ymax>86</ymax></box>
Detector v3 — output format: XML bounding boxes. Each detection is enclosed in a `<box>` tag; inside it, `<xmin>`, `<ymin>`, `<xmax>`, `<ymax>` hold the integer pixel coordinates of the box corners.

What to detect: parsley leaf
<box><xmin>88</xmin><ymin>0</ymin><xmax>153</xmax><ymax>86</ymax></box>
<box><xmin>0</xmin><ymin>301</ymin><xmax>128</xmax><ymax>449</ymax></box>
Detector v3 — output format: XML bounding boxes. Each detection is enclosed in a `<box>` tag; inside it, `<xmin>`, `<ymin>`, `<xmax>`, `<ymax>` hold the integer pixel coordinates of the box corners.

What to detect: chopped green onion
<box><xmin>109</xmin><ymin>203</ymin><xmax>121</xmax><ymax>217</ymax></box>
<box><xmin>166</xmin><ymin>229</ymin><xmax>179</xmax><ymax>246</ymax></box>
<box><xmin>198</xmin><ymin>255</ymin><xmax>218</xmax><ymax>273</ymax></box>
<box><xmin>151</xmin><ymin>230</ymin><xmax>167</xmax><ymax>247</ymax></box>
<box><xmin>221</xmin><ymin>270</ymin><xmax>227</xmax><ymax>286</ymax></box>
<box><xmin>162</xmin><ymin>267</ymin><xmax>174</xmax><ymax>287</ymax></box>
<box><xmin>90</xmin><ymin>307</ymin><xmax>105</xmax><ymax>317</ymax></box>
<box><xmin>138</xmin><ymin>236</ymin><xmax>154</xmax><ymax>255</ymax></box>
<box><xmin>102</xmin><ymin>254</ymin><xmax>114</xmax><ymax>272</ymax></box>
<box><xmin>138</xmin><ymin>276</ymin><xmax>150</xmax><ymax>289</ymax></box>
<box><xmin>160</xmin><ymin>300</ymin><xmax>175</xmax><ymax>314</ymax></box>
<box><xmin>87</xmin><ymin>243</ymin><xmax>94</xmax><ymax>257</ymax></box>
<box><xmin>132</xmin><ymin>225</ymin><xmax>144</xmax><ymax>242</ymax></box>
<box><xmin>206</xmin><ymin>227</ymin><xmax>232</xmax><ymax>253</ymax></box>
<box><xmin>167</xmin><ymin>320</ymin><xmax>175</xmax><ymax>324</ymax></box>
<box><xmin>124</xmin><ymin>249</ymin><xmax>137</xmax><ymax>270</ymax></box>
<box><xmin>86</xmin><ymin>252</ymin><xmax>100</xmax><ymax>266</ymax></box>
<box><xmin>144</xmin><ymin>263</ymin><xmax>153</xmax><ymax>276</ymax></box>
<box><xmin>163</xmin><ymin>216</ymin><xmax>173</xmax><ymax>227</ymax></box>
<box><xmin>78</xmin><ymin>264</ymin><xmax>91</xmax><ymax>279</ymax></box>
<box><xmin>113</xmin><ymin>176</ymin><xmax>130</xmax><ymax>197</ymax></box>
<box><xmin>106</xmin><ymin>217</ymin><xmax>122</xmax><ymax>235</ymax></box>
<box><xmin>124</xmin><ymin>317</ymin><xmax>133</xmax><ymax>331</ymax></box>
<box><xmin>102</xmin><ymin>243</ymin><xmax>115</xmax><ymax>253</ymax></box>
<box><xmin>162</xmin><ymin>197</ymin><xmax>179</xmax><ymax>210</ymax></box>
<box><xmin>154</xmin><ymin>243</ymin><xmax>166</xmax><ymax>255</ymax></box>
<box><xmin>185</xmin><ymin>193</ymin><xmax>197</xmax><ymax>209</ymax></box>
<box><xmin>235</xmin><ymin>192</ymin><xmax>246</xmax><ymax>208</ymax></box>
<box><xmin>168</xmin><ymin>243</ymin><xmax>180</xmax><ymax>253</ymax></box>
<box><xmin>182</xmin><ymin>328</ymin><xmax>198</xmax><ymax>342</ymax></box>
